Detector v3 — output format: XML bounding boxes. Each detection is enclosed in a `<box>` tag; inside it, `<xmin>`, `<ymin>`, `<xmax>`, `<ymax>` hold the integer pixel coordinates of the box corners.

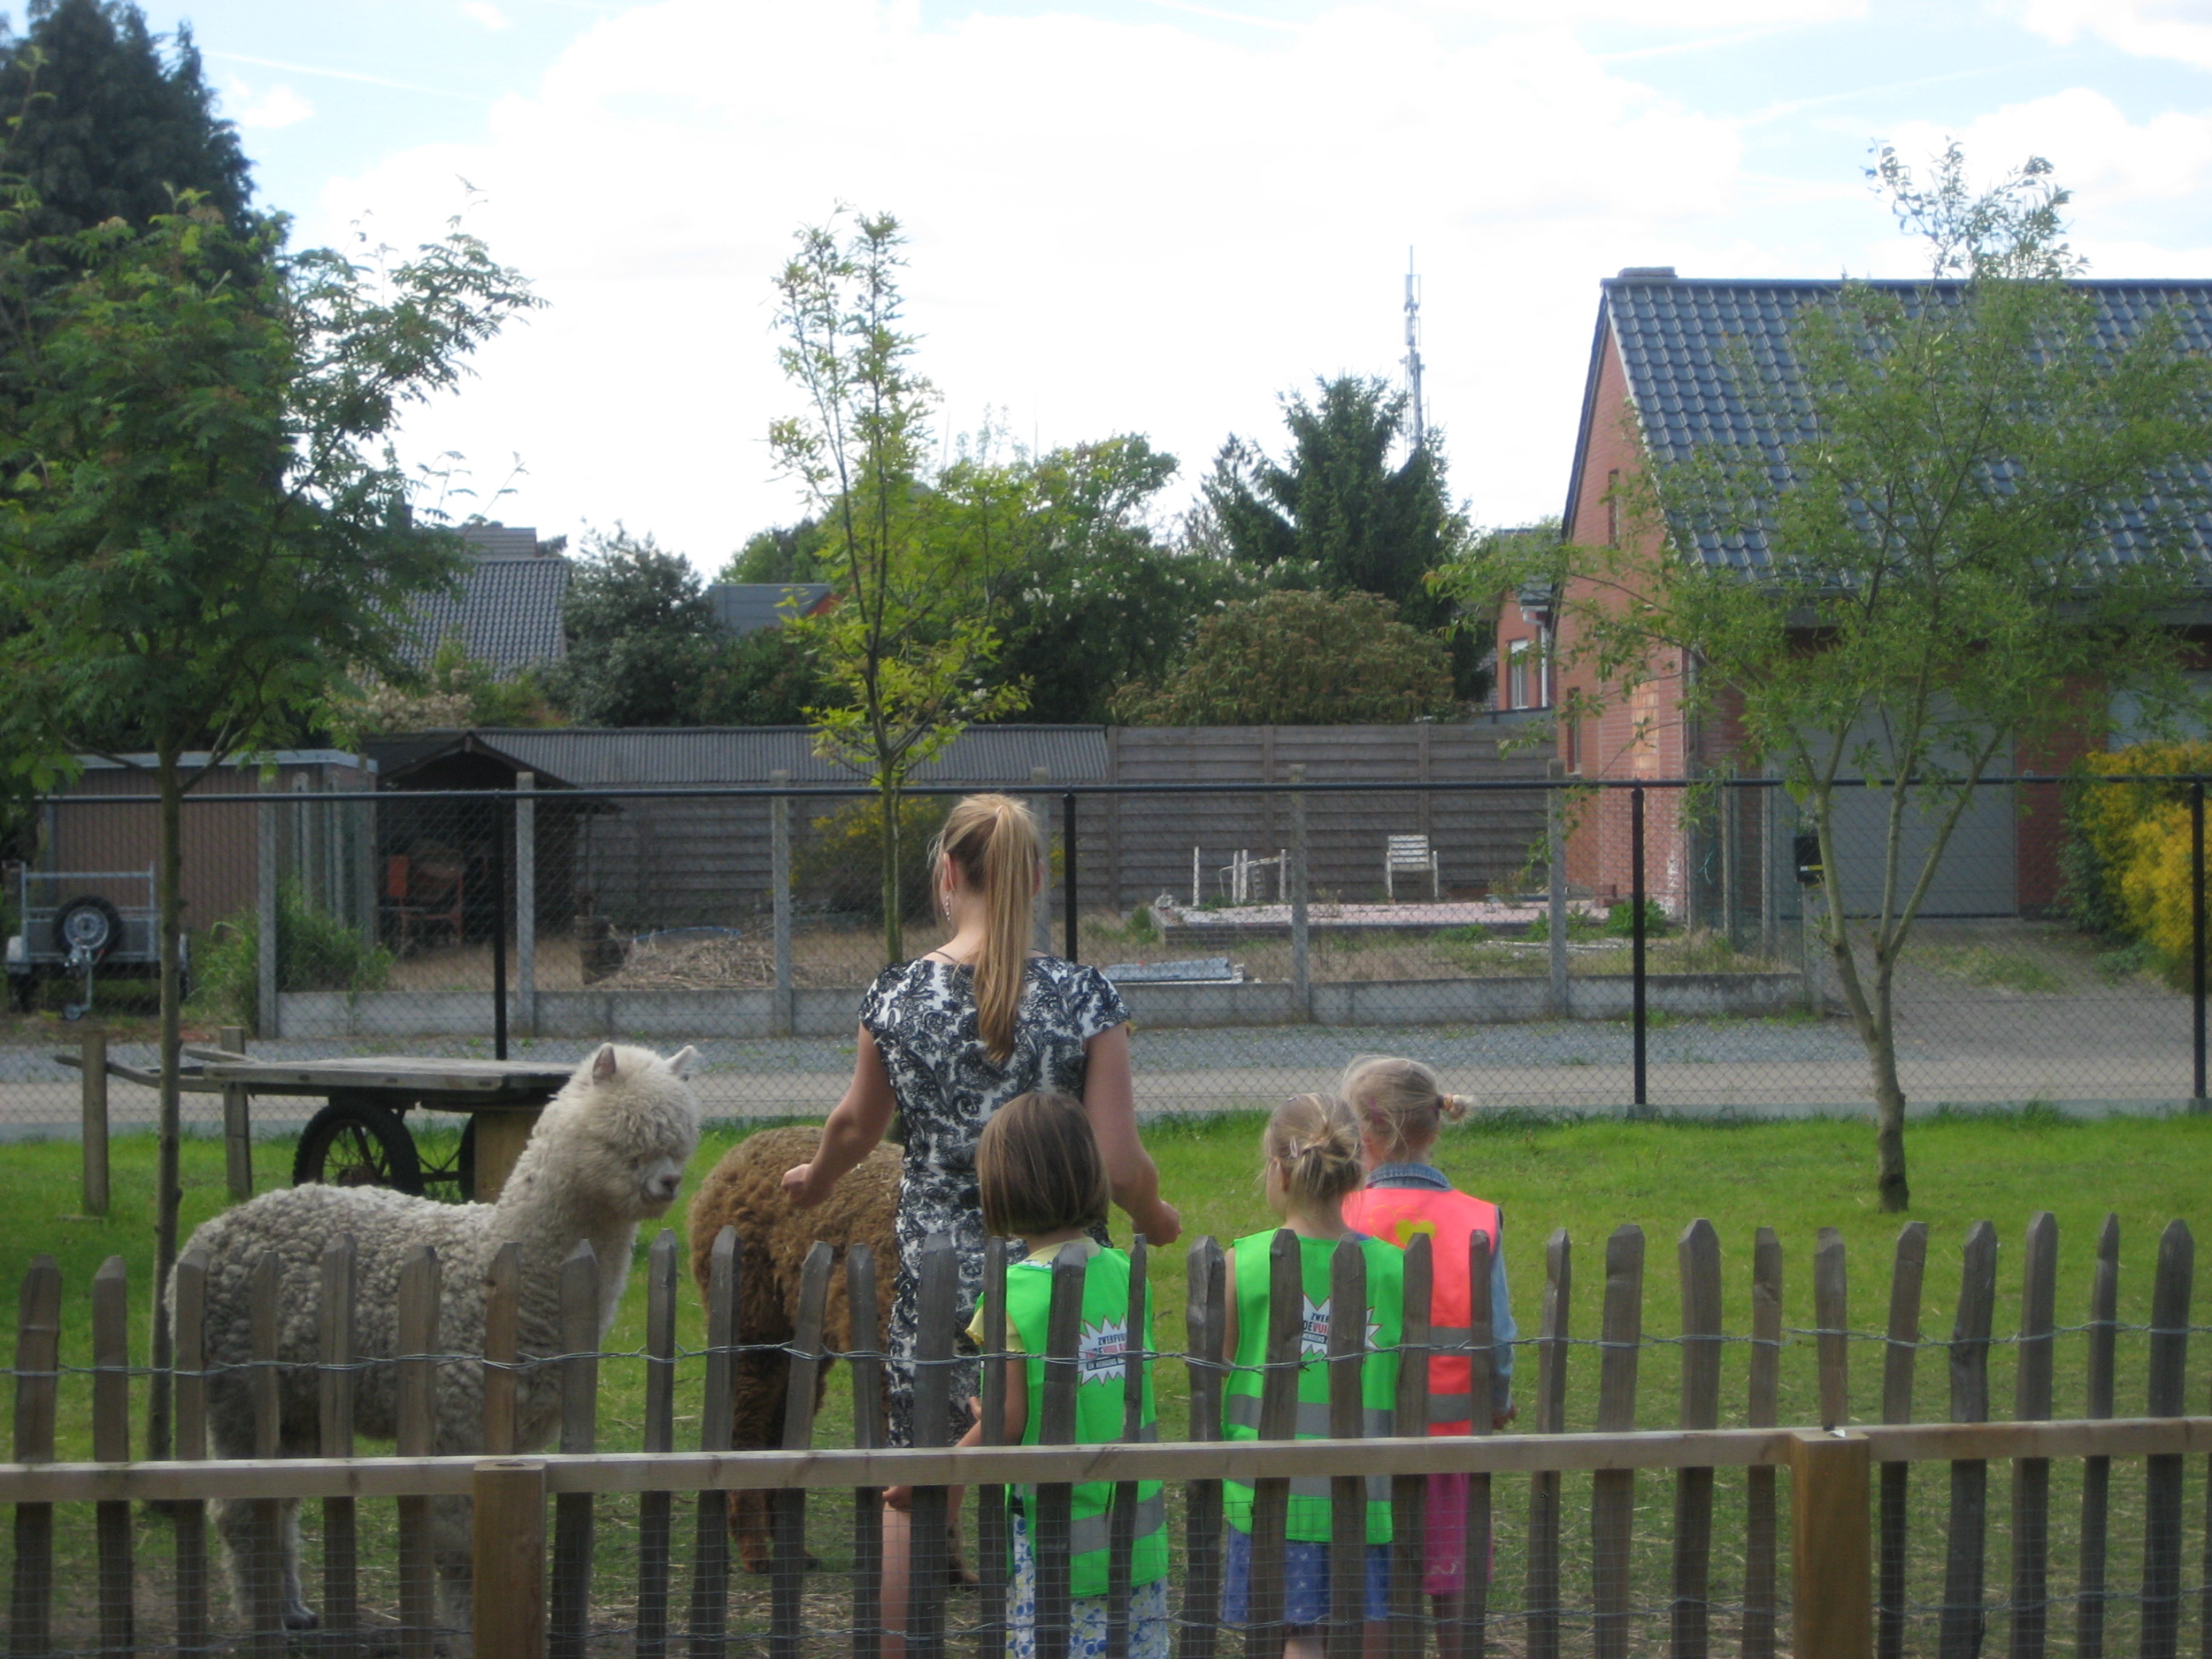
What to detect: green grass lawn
<box><xmin>0</xmin><ymin>1111</ymin><xmax>2206</xmax><ymax>1649</ymax></box>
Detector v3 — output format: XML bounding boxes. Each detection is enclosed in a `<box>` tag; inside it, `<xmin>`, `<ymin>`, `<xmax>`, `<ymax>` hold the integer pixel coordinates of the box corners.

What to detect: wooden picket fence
<box><xmin>1</xmin><ymin>1214</ymin><xmax>2208</xmax><ymax>1659</ymax></box>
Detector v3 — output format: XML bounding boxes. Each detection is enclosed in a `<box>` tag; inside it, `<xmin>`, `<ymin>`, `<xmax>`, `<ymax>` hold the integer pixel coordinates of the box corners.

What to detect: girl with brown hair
<box><xmin>783</xmin><ymin>792</ymin><xmax>1181</xmax><ymax>1452</ymax></box>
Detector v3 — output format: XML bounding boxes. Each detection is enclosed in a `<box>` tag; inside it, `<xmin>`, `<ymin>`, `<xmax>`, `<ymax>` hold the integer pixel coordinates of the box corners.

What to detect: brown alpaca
<box><xmin>686</xmin><ymin>1125</ymin><xmax>902</xmax><ymax>1575</ymax></box>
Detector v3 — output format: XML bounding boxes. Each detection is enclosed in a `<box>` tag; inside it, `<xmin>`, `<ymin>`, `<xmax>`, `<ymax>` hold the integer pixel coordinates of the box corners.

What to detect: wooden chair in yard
<box><xmin>1383</xmin><ymin>833</ymin><xmax>1441</xmax><ymax>900</ymax></box>
<box><xmin>383</xmin><ymin>849</ymin><xmax>466</xmax><ymax>954</ymax></box>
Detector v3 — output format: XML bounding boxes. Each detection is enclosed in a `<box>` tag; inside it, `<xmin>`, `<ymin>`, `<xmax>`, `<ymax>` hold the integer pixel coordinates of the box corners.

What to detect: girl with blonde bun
<box><xmin>1338</xmin><ymin>1057</ymin><xmax>1517</xmax><ymax>1659</ymax></box>
<box><xmin>1219</xmin><ymin>1095</ymin><xmax>1404</xmax><ymax>1659</ymax></box>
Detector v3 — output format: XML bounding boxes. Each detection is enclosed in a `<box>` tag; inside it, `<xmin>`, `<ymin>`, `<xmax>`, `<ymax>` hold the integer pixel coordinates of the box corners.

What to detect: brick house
<box><xmin>1497</xmin><ymin>268</ymin><xmax>2212</xmax><ymax>924</ymax></box>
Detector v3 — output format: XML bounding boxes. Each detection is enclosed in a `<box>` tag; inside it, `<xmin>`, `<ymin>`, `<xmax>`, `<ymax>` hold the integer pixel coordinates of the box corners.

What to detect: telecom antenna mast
<box><xmin>1402</xmin><ymin>248</ymin><xmax>1426</xmax><ymax>452</ymax></box>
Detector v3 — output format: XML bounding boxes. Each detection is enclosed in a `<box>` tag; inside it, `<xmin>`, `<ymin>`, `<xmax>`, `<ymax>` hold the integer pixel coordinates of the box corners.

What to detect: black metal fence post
<box><xmin>2193</xmin><ymin>779</ymin><xmax>2204</xmax><ymax>1105</ymax></box>
<box><xmin>1632</xmin><ymin>785</ymin><xmax>1648</xmax><ymax>1113</ymax></box>
<box><xmin>1062</xmin><ymin>791</ymin><xmax>1079</xmax><ymax>964</ymax></box>
<box><xmin>492</xmin><ymin>791</ymin><xmax>510</xmax><ymax>1061</ymax></box>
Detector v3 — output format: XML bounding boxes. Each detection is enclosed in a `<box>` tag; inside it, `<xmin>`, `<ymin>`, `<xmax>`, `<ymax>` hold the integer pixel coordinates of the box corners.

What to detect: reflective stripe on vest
<box><xmin>1004</xmin><ymin>1244</ymin><xmax>1168</xmax><ymax>1596</ymax></box>
<box><xmin>1220</xmin><ymin>1230</ymin><xmax>1404</xmax><ymax>1545</ymax></box>
<box><xmin>1340</xmin><ymin>1187</ymin><xmax>1501</xmax><ymax>1435</ymax></box>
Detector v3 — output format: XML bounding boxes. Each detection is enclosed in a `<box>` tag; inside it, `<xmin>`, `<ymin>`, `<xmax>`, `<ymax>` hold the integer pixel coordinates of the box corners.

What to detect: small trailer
<box><xmin>5</xmin><ymin>866</ymin><xmax>185</xmax><ymax>1019</ymax></box>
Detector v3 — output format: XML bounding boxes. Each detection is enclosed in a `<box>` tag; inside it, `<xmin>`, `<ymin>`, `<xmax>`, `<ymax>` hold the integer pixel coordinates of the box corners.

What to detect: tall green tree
<box><xmin>0</xmin><ymin>0</ymin><xmax>251</xmax><ymax>244</ymax></box>
<box><xmin>769</xmin><ymin>208</ymin><xmax>1024</xmax><ymax>962</ymax></box>
<box><xmin>0</xmin><ymin>195</ymin><xmax>534</xmax><ymax>1451</ymax></box>
<box><xmin>1440</xmin><ymin>147</ymin><xmax>2212</xmax><ymax>1212</ymax></box>
<box><xmin>1204</xmin><ymin>375</ymin><xmax>1464</xmax><ymax>620</ymax></box>
<box><xmin>991</xmin><ymin>435</ymin><xmax>1266</xmax><ymax>724</ymax></box>
<box><xmin>550</xmin><ymin>527</ymin><xmax>724</xmax><ymax>726</ymax></box>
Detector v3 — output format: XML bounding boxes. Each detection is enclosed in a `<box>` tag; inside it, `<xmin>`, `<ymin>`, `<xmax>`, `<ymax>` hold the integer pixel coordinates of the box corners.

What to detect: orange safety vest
<box><xmin>1342</xmin><ymin>1186</ymin><xmax>1501</xmax><ymax>1435</ymax></box>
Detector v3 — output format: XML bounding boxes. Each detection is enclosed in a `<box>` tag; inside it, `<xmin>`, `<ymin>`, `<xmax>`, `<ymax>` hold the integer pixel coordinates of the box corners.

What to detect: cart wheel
<box><xmin>417</xmin><ymin>1118</ymin><xmax>478</xmax><ymax>1204</ymax></box>
<box><xmin>293</xmin><ymin>1098</ymin><xmax>423</xmax><ymax>1196</ymax></box>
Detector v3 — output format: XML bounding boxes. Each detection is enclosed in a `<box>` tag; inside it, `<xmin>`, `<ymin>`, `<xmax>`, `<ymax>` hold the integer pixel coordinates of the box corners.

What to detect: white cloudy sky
<box><xmin>136</xmin><ymin>0</ymin><xmax>2212</xmax><ymax>571</ymax></box>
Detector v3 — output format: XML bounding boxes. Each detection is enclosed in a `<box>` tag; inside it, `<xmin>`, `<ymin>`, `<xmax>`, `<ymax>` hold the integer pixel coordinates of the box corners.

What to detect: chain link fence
<box><xmin>3</xmin><ymin>773</ymin><xmax>2206</xmax><ymax>1136</ymax></box>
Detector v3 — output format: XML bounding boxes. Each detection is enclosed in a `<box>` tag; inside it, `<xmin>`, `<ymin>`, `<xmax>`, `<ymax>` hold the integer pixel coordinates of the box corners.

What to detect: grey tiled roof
<box><xmin>709</xmin><ymin>584</ymin><xmax>834</xmax><ymax>635</ymax></box>
<box><xmin>1589</xmin><ymin>275</ymin><xmax>2212</xmax><ymax>573</ymax></box>
<box><xmin>403</xmin><ymin>556</ymin><xmax>570</xmax><ymax>672</ymax></box>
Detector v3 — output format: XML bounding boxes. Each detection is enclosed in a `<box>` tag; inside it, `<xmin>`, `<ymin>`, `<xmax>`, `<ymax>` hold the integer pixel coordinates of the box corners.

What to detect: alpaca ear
<box><xmin>668</xmin><ymin>1045</ymin><xmax>701</xmax><ymax>1078</ymax></box>
<box><xmin>591</xmin><ymin>1044</ymin><xmax>620</xmax><ymax>1084</ymax></box>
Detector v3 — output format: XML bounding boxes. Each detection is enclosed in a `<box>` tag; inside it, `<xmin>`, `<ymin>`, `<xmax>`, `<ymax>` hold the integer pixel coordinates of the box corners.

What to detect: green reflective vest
<box><xmin>1221</xmin><ymin>1229</ymin><xmax>1404</xmax><ymax>1544</ymax></box>
<box><xmin>1004</xmin><ymin>1242</ymin><xmax>1167</xmax><ymax>1597</ymax></box>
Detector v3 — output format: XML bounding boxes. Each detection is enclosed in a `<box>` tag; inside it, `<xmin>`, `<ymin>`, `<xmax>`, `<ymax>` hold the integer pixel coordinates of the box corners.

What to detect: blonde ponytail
<box><xmin>1340</xmin><ymin>1054</ymin><xmax>1469</xmax><ymax>1160</ymax></box>
<box><xmin>1263</xmin><ymin>1093</ymin><xmax>1365</xmax><ymax>1208</ymax></box>
<box><xmin>933</xmin><ymin>793</ymin><xmax>1041</xmax><ymax>1064</ymax></box>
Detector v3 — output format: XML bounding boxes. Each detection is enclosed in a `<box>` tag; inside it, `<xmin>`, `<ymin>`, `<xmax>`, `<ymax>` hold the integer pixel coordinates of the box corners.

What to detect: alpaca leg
<box><xmin>731</xmin><ymin>1347</ymin><xmax>791</xmax><ymax>1575</ymax></box>
<box><xmin>276</xmin><ymin>1497</ymin><xmax>318</xmax><ymax>1630</ymax></box>
<box><xmin>431</xmin><ymin>1493</ymin><xmax>474</xmax><ymax>1656</ymax></box>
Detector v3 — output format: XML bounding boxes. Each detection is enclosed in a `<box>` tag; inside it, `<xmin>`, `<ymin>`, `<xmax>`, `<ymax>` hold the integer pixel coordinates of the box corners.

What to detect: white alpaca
<box><xmin>175</xmin><ymin>1042</ymin><xmax>702</xmax><ymax>1646</ymax></box>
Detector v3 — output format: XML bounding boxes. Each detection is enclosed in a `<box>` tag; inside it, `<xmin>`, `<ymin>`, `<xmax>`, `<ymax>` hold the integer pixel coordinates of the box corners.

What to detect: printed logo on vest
<box><xmin>1079</xmin><ymin>1318</ymin><xmax>1130</xmax><ymax>1383</ymax></box>
<box><xmin>1297</xmin><ymin>1295</ymin><xmax>1381</xmax><ymax>1359</ymax></box>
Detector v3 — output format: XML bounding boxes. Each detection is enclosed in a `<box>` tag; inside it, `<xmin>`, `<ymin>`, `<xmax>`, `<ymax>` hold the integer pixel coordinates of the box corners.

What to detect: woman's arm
<box><xmin>783</xmin><ymin>1027</ymin><xmax>899</xmax><ymax>1208</ymax></box>
<box><xmin>1081</xmin><ymin>1023</ymin><xmax>1181</xmax><ymax>1246</ymax></box>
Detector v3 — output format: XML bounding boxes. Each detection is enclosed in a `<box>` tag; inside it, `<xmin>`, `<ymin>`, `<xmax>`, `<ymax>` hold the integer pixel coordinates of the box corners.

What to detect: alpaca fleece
<box><xmin>686</xmin><ymin>1124</ymin><xmax>900</xmax><ymax>1573</ymax></box>
<box><xmin>179</xmin><ymin>1042</ymin><xmax>701</xmax><ymax>1647</ymax></box>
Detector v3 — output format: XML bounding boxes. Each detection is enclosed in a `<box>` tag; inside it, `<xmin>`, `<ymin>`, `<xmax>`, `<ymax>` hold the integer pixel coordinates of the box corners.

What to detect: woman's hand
<box><xmin>783</xmin><ymin>1162</ymin><xmax>825</xmax><ymax>1208</ymax></box>
<box><xmin>882</xmin><ymin>1483</ymin><xmax>914</xmax><ymax>1511</ymax></box>
<box><xmin>1134</xmin><ymin>1196</ymin><xmax>1183</xmax><ymax>1248</ymax></box>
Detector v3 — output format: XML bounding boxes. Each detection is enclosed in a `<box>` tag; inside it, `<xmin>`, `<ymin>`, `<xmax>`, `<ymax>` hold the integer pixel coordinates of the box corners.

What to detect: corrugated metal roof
<box><xmin>418</xmin><ymin>725</ymin><xmax>1109</xmax><ymax>786</ymax></box>
<box><xmin>402</xmin><ymin>556</ymin><xmax>570</xmax><ymax>672</ymax></box>
<box><xmin>709</xmin><ymin>584</ymin><xmax>835</xmax><ymax>634</ymax></box>
<box><xmin>1591</xmin><ymin>276</ymin><xmax>2212</xmax><ymax>573</ymax></box>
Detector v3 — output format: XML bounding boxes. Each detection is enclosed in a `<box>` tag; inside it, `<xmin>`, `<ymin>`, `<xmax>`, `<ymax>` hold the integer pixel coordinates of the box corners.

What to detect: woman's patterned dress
<box><xmin>859</xmin><ymin>953</ymin><xmax>1128</xmax><ymax>1446</ymax></box>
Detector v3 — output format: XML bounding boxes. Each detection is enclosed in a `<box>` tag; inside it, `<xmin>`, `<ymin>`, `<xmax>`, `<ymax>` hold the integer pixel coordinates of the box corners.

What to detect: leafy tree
<box><xmin>1441</xmin><ymin>146</ymin><xmax>2212</xmax><ymax>1212</ymax></box>
<box><xmin>1204</xmin><ymin>375</ymin><xmax>1465</xmax><ymax>623</ymax></box>
<box><xmin>548</xmin><ymin>527</ymin><xmax>725</xmax><ymax>726</ymax></box>
<box><xmin>696</xmin><ymin>624</ymin><xmax>825</xmax><ymax>726</ymax></box>
<box><xmin>1109</xmin><ymin>588</ymin><xmax>1457</xmax><ymax>725</ymax></box>
<box><xmin>0</xmin><ymin>0</ymin><xmax>251</xmax><ymax>244</ymax></box>
<box><xmin>770</xmin><ymin>209</ymin><xmax>1025</xmax><ymax>962</ymax></box>
<box><xmin>348</xmin><ymin>634</ymin><xmax>562</xmax><ymax>733</ymax></box>
<box><xmin>0</xmin><ymin>194</ymin><xmax>534</xmax><ymax>1451</ymax></box>
<box><xmin>990</xmin><ymin>435</ymin><xmax>1266</xmax><ymax>724</ymax></box>
<box><xmin>720</xmin><ymin>515</ymin><xmax>832</xmax><ymax>585</ymax></box>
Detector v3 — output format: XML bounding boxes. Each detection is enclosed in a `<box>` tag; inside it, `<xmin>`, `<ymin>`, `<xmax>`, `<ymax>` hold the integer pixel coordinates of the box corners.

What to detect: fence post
<box><xmin>2193</xmin><ymin>779</ymin><xmax>2204</xmax><ymax>1105</ymax></box>
<box><xmin>1631</xmin><ymin>784</ymin><xmax>1648</xmax><ymax>1114</ymax></box>
<box><xmin>79</xmin><ymin>1028</ymin><xmax>108</xmax><ymax>1216</ymax></box>
<box><xmin>1790</xmin><ymin>1430</ymin><xmax>1872</xmax><ymax>1659</ymax></box>
<box><xmin>1547</xmin><ymin>770</ymin><xmax>1569</xmax><ymax>1019</ymax></box>
<box><xmin>1033</xmin><ymin>768</ymin><xmax>1053</xmax><ymax>955</ymax></box>
<box><xmin>516</xmin><ymin>772</ymin><xmax>537</xmax><ymax>1040</ymax></box>
<box><xmin>770</xmin><ymin>770</ymin><xmax>794</xmax><ymax>1038</ymax></box>
<box><xmin>1289</xmin><ymin>764</ymin><xmax>1311</xmax><ymax>1022</ymax></box>
<box><xmin>474</xmin><ymin>1459</ymin><xmax>548</xmax><ymax>1659</ymax></box>
<box><xmin>220</xmin><ymin>1023</ymin><xmax>252</xmax><ymax>1201</ymax></box>
<box><xmin>1062</xmin><ymin>790</ymin><xmax>1080</xmax><ymax>962</ymax></box>
<box><xmin>492</xmin><ymin>787</ymin><xmax>510</xmax><ymax>1061</ymax></box>
<box><xmin>258</xmin><ymin>773</ymin><xmax>280</xmax><ymax>1039</ymax></box>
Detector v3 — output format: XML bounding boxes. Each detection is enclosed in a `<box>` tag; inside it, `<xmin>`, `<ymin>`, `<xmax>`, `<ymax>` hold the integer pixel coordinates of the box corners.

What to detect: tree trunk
<box><xmin>148</xmin><ymin>751</ymin><xmax>185</xmax><ymax>1459</ymax></box>
<box><xmin>881</xmin><ymin>777</ymin><xmax>904</xmax><ymax>964</ymax></box>
<box><xmin>1867</xmin><ymin>947</ymin><xmax>1911</xmax><ymax>1212</ymax></box>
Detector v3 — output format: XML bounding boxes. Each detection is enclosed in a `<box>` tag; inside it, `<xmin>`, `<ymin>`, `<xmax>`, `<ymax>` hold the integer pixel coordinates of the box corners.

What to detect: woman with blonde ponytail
<box><xmin>784</xmin><ymin>793</ymin><xmax>1181</xmax><ymax>1447</ymax></box>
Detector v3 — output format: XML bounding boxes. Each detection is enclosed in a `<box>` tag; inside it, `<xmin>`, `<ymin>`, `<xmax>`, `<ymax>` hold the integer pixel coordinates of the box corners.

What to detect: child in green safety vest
<box><xmin>1221</xmin><ymin>1092</ymin><xmax>1405</xmax><ymax>1659</ymax></box>
<box><xmin>889</xmin><ymin>1090</ymin><xmax>1171</xmax><ymax>1659</ymax></box>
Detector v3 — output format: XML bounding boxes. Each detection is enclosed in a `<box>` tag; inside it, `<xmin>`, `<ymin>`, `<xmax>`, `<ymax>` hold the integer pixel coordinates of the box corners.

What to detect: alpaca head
<box><xmin>504</xmin><ymin>1042</ymin><xmax>703</xmax><ymax>1219</ymax></box>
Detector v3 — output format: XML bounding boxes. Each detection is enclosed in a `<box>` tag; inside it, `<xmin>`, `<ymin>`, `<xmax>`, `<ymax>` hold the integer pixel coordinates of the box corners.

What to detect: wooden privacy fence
<box><xmin>2</xmin><ymin>1214</ymin><xmax>2208</xmax><ymax>1659</ymax></box>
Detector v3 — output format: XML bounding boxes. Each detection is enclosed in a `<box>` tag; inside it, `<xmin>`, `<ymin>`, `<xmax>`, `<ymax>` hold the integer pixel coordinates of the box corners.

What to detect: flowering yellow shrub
<box><xmin>2070</xmin><ymin>743</ymin><xmax>2212</xmax><ymax>973</ymax></box>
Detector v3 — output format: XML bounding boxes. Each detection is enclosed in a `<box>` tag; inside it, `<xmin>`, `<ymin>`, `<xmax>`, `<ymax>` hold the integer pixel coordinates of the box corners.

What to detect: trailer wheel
<box><xmin>53</xmin><ymin>895</ymin><xmax>123</xmax><ymax>963</ymax></box>
<box><xmin>293</xmin><ymin>1097</ymin><xmax>422</xmax><ymax>1196</ymax></box>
